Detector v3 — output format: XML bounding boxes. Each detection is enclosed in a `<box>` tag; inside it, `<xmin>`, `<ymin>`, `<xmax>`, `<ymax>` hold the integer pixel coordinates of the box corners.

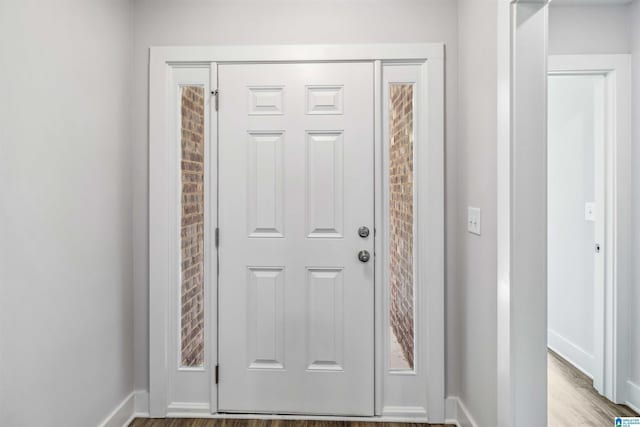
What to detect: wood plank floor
<box><xmin>129</xmin><ymin>421</ymin><xmax>453</xmax><ymax>427</ymax></box>
<box><xmin>548</xmin><ymin>350</ymin><xmax>638</xmax><ymax>426</ymax></box>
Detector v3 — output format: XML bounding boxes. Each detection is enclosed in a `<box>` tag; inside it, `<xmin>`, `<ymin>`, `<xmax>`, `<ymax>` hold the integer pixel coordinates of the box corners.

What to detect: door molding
<box><xmin>149</xmin><ymin>43</ymin><xmax>445</xmax><ymax>421</ymax></box>
<box><xmin>548</xmin><ymin>54</ymin><xmax>632</xmax><ymax>404</ymax></box>
<box><xmin>497</xmin><ymin>4</ymin><xmax>549</xmax><ymax>426</ymax></box>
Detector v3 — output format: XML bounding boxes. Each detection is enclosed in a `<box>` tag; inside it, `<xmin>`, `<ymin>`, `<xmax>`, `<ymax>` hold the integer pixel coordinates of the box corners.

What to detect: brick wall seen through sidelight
<box><xmin>389</xmin><ymin>84</ymin><xmax>415</xmax><ymax>369</ymax></box>
<box><xmin>180</xmin><ymin>86</ymin><xmax>205</xmax><ymax>367</ymax></box>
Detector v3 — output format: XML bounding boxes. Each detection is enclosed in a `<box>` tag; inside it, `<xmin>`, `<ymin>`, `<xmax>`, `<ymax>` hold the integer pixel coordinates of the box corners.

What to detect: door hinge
<box><xmin>215</xmin><ymin>365</ymin><xmax>219</xmax><ymax>384</ymax></box>
<box><xmin>215</xmin><ymin>227</ymin><xmax>219</xmax><ymax>248</ymax></box>
<box><xmin>211</xmin><ymin>89</ymin><xmax>219</xmax><ymax>111</ymax></box>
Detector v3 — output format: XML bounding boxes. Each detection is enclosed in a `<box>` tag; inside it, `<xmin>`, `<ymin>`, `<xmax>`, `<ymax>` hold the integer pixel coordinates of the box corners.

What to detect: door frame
<box><xmin>548</xmin><ymin>54</ymin><xmax>632</xmax><ymax>404</ymax></box>
<box><xmin>149</xmin><ymin>44</ymin><xmax>445</xmax><ymax>421</ymax></box>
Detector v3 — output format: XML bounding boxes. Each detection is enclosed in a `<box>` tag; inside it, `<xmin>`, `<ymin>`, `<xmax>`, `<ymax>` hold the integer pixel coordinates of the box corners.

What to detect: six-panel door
<box><xmin>218</xmin><ymin>62</ymin><xmax>375</xmax><ymax>416</ymax></box>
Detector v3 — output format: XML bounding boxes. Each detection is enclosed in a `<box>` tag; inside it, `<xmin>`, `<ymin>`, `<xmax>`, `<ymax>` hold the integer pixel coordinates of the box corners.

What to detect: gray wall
<box><xmin>0</xmin><ymin>1</ymin><xmax>134</xmax><ymax>426</ymax></box>
<box><xmin>549</xmin><ymin>5</ymin><xmax>631</xmax><ymax>55</ymax></box>
<box><xmin>456</xmin><ymin>0</ymin><xmax>498</xmax><ymax>426</ymax></box>
<box><xmin>131</xmin><ymin>0</ymin><xmax>461</xmax><ymax>399</ymax></box>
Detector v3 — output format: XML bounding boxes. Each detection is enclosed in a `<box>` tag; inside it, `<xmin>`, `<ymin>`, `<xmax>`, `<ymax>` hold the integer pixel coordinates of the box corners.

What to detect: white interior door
<box><xmin>218</xmin><ymin>62</ymin><xmax>375</xmax><ymax>416</ymax></box>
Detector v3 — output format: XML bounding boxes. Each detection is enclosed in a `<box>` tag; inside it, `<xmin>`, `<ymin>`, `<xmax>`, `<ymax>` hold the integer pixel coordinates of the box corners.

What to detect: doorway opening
<box><xmin>498</xmin><ymin>3</ymin><xmax>637</xmax><ymax>425</ymax></box>
<box><xmin>547</xmin><ymin>72</ymin><xmax>604</xmax><ymax>385</ymax></box>
<box><xmin>546</xmin><ymin>54</ymin><xmax>635</xmax><ymax>425</ymax></box>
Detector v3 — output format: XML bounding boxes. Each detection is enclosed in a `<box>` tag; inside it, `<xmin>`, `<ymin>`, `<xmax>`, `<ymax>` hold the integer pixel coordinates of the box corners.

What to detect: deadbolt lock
<box><xmin>358</xmin><ymin>226</ymin><xmax>370</xmax><ymax>238</ymax></box>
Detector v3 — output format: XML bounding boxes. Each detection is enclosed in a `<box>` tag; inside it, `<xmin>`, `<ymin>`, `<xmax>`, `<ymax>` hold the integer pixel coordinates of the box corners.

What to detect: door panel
<box><xmin>306</xmin><ymin>131</ymin><xmax>344</xmax><ymax>238</ymax></box>
<box><xmin>247</xmin><ymin>132</ymin><xmax>285</xmax><ymax>237</ymax></box>
<box><xmin>218</xmin><ymin>62</ymin><xmax>374</xmax><ymax>416</ymax></box>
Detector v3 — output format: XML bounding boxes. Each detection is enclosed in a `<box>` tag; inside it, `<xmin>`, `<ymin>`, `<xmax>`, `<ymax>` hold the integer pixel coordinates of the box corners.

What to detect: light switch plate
<box><xmin>468</xmin><ymin>207</ymin><xmax>481</xmax><ymax>236</ymax></box>
<box><xmin>585</xmin><ymin>202</ymin><xmax>595</xmax><ymax>222</ymax></box>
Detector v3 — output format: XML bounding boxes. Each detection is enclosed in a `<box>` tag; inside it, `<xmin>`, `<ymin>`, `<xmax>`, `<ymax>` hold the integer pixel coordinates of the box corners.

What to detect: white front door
<box><xmin>218</xmin><ymin>62</ymin><xmax>375</xmax><ymax>416</ymax></box>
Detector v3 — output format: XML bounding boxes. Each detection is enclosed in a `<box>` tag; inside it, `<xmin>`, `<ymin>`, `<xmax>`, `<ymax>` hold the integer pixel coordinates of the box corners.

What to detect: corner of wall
<box><xmin>97</xmin><ymin>393</ymin><xmax>136</xmax><ymax>427</ymax></box>
<box><xmin>445</xmin><ymin>396</ymin><xmax>480</xmax><ymax>427</ymax></box>
<box><xmin>627</xmin><ymin>380</ymin><xmax>640</xmax><ymax>413</ymax></box>
<box><xmin>135</xmin><ymin>390</ymin><xmax>151</xmax><ymax>417</ymax></box>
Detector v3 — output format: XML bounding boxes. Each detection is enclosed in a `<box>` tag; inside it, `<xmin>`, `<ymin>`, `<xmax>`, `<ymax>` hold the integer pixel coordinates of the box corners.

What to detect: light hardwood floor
<box><xmin>548</xmin><ymin>350</ymin><xmax>638</xmax><ymax>426</ymax></box>
<box><xmin>129</xmin><ymin>421</ymin><xmax>453</xmax><ymax>427</ymax></box>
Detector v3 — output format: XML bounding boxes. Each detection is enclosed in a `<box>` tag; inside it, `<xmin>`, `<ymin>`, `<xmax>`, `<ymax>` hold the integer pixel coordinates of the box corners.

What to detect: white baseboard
<box><xmin>445</xmin><ymin>397</ymin><xmax>459</xmax><ymax>426</ymax></box>
<box><xmin>548</xmin><ymin>329</ymin><xmax>594</xmax><ymax>379</ymax></box>
<box><xmin>445</xmin><ymin>397</ymin><xmax>478</xmax><ymax>427</ymax></box>
<box><xmin>96</xmin><ymin>390</ymin><xmax>149</xmax><ymax>426</ymax></box>
<box><xmin>134</xmin><ymin>390</ymin><xmax>150</xmax><ymax>417</ymax></box>
<box><xmin>97</xmin><ymin>392</ymin><xmax>135</xmax><ymax>427</ymax></box>
<box><xmin>380</xmin><ymin>405</ymin><xmax>428</xmax><ymax>421</ymax></box>
<box><xmin>164</xmin><ymin>406</ymin><xmax>428</xmax><ymax>422</ymax></box>
<box><xmin>627</xmin><ymin>380</ymin><xmax>640</xmax><ymax>414</ymax></box>
<box><xmin>167</xmin><ymin>401</ymin><xmax>211</xmax><ymax>417</ymax></box>
<box><xmin>137</xmin><ymin>397</ymin><xmax>436</xmax><ymax>423</ymax></box>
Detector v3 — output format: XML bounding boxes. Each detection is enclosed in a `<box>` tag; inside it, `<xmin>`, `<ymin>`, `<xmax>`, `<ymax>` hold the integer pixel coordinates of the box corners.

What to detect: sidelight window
<box><xmin>180</xmin><ymin>85</ymin><xmax>205</xmax><ymax>368</ymax></box>
<box><xmin>388</xmin><ymin>83</ymin><xmax>415</xmax><ymax>371</ymax></box>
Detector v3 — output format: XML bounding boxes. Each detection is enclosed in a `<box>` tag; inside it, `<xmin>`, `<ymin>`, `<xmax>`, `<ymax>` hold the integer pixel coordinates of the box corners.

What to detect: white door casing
<box><xmin>218</xmin><ymin>62</ymin><xmax>375</xmax><ymax>416</ymax></box>
<box><xmin>149</xmin><ymin>44</ymin><xmax>445</xmax><ymax>421</ymax></box>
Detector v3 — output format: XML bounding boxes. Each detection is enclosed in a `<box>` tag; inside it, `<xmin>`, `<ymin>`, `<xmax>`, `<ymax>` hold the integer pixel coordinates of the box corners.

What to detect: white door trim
<box><xmin>497</xmin><ymin>3</ymin><xmax>549</xmax><ymax>427</ymax></box>
<box><xmin>150</xmin><ymin>44</ymin><xmax>443</xmax><ymax>64</ymax></box>
<box><xmin>548</xmin><ymin>54</ymin><xmax>632</xmax><ymax>403</ymax></box>
<box><xmin>149</xmin><ymin>43</ymin><xmax>445</xmax><ymax>422</ymax></box>
<box><xmin>149</xmin><ymin>64</ymin><xmax>214</xmax><ymax>416</ymax></box>
<box><xmin>379</xmin><ymin>63</ymin><xmax>438</xmax><ymax>418</ymax></box>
